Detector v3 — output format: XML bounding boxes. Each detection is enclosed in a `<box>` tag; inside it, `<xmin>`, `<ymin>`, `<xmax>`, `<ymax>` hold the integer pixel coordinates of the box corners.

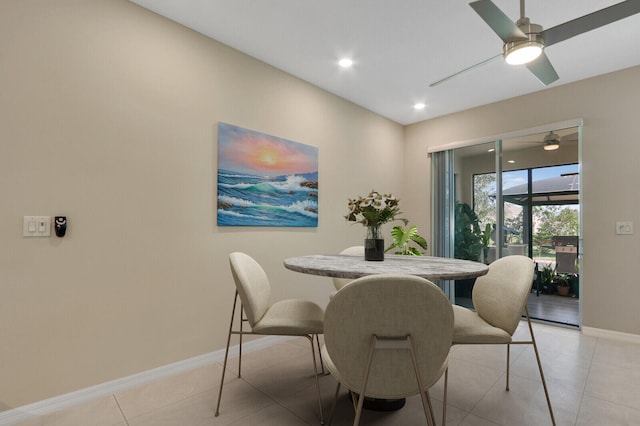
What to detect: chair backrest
<box><xmin>332</xmin><ymin>246</ymin><xmax>364</xmax><ymax>291</ymax></box>
<box><xmin>229</xmin><ymin>252</ymin><xmax>271</xmax><ymax>327</ymax></box>
<box><xmin>324</xmin><ymin>274</ymin><xmax>453</xmax><ymax>399</ymax></box>
<box><xmin>472</xmin><ymin>255</ymin><xmax>535</xmax><ymax>336</ymax></box>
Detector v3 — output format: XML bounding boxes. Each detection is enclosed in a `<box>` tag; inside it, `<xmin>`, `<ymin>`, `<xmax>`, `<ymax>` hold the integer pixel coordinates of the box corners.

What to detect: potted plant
<box><xmin>569</xmin><ymin>264</ymin><xmax>580</xmax><ymax>298</ymax></box>
<box><xmin>554</xmin><ymin>273</ymin><xmax>571</xmax><ymax>296</ymax></box>
<box><xmin>539</xmin><ymin>264</ymin><xmax>556</xmax><ymax>294</ymax></box>
<box><xmin>454</xmin><ymin>201</ymin><xmax>483</xmax><ymax>298</ymax></box>
<box><xmin>454</xmin><ymin>201</ymin><xmax>483</xmax><ymax>262</ymax></box>
<box><xmin>481</xmin><ymin>223</ymin><xmax>492</xmax><ymax>264</ymax></box>
<box><xmin>385</xmin><ymin>225</ymin><xmax>428</xmax><ymax>256</ymax></box>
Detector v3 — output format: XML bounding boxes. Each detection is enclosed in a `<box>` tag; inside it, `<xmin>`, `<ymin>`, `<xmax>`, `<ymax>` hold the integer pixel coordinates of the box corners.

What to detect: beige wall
<box><xmin>0</xmin><ymin>0</ymin><xmax>404</xmax><ymax>408</ymax></box>
<box><xmin>404</xmin><ymin>65</ymin><xmax>640</xmax><ymax>337</ymax></box>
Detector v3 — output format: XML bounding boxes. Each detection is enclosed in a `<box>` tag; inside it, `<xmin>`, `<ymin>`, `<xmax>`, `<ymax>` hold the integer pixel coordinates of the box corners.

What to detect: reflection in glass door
<box><xmin>452</xmin><ymin>141</ymin><xmax>497</xmax><ymax>309</ymax></box>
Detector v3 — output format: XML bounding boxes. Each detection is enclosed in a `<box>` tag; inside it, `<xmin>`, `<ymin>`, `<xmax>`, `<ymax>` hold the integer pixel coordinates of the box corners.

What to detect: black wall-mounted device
<box><xmin>54</xmin><ymin>216</ymin><xmax>67</xmax><ymax>237</ymax></box>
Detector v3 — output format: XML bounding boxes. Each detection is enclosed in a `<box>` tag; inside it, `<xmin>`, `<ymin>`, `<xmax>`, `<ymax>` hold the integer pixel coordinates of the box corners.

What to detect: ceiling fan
<box><xmin>509</xmin><ymin>130</ymin><xmax>578</xmax><ymax>151</ymax></box>
<box><xmin>430</xmin><ymin>0</ymin><xmax>640</xmax><ymax>87</ymax></box>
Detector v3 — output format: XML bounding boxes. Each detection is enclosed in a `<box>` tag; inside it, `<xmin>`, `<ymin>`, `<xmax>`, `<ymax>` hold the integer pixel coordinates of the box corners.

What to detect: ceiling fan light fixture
<box><xmin>504</xmin><ymin>40</ymin><xmax>543</xmax><ymax>65</ymax></box>
<box><xmin>543</xmin><ymin>131</ymin><xmax>560</xmax><ymax>150</ymax></box>
<box><xmin>504</xmin><ymin>22</ymin><xmax>544</xmax><ymax>65</ymax></box>
<box><xmin>544</xmin><ymin>141</ymin><xmax>560</xmax><ymax>151</ymax></box>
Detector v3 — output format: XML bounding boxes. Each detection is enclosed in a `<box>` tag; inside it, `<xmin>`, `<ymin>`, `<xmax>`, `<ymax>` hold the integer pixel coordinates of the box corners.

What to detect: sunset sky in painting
<box><xmin>218</xmin><ymin>123</ymin><xmax>318</xmax><ymax>177</ymax></box>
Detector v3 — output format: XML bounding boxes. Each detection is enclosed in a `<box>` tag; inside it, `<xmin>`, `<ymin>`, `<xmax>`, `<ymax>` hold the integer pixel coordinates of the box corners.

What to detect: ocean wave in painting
<box><xmin>217</xmin><ymin>169</ymin><xmax>318</xmax><ymax>227</ymax></box>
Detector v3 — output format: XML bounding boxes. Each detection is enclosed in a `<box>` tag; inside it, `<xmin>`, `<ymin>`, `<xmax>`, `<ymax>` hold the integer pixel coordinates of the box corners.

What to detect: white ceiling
<box><xmin>130</xmin><ymin>0</ymin><xmax>640</xmax><ymax>125</ymax></box>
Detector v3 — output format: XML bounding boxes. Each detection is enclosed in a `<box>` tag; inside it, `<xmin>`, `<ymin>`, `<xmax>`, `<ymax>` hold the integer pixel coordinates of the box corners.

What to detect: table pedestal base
<box><xmin>351</xmin><ymin>394</ymin><xmax>406</xmax><ymax>411</ymax></box>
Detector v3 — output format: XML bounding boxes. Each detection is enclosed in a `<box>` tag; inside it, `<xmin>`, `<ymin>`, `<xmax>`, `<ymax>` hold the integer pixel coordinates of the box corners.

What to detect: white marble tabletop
<box><xmin>283</xmin><ymin>254</ymin><xmax>488</xmax><ymax>281</ymax></box>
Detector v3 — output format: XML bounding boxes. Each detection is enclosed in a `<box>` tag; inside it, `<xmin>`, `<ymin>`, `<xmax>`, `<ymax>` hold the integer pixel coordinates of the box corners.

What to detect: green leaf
<box><xmin>385</xmin><ymin>225</ymin><xmax>427</xmax><ymax>255</ymax></box>
<box><xmin>409</xmin><ymin>233</ymin><xmax>428</xmax><ymax>250</ymax></box>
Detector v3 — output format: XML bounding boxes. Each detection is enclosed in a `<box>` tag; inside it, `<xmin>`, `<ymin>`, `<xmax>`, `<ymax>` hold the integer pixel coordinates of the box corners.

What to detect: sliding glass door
<box><xmin>431</xmin><ymin>123</ymin><xmax>581</xmax><ymax>326</ymax></box>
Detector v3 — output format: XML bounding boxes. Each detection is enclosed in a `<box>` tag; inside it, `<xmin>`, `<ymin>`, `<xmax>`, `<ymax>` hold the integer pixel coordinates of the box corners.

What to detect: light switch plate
<box><xmin>615</xmin><ymin>221</ymin><xmax>633</xmax><ymax>235</ymax></box>
<box><xmin>23</xmin><ymin>216</ymin><xmax>51</xmax><ymax>237</ymax></box>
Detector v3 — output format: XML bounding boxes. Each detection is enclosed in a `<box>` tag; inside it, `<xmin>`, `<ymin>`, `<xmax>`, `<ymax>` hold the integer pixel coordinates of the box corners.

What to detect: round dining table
<box><xmin>283</xmin><ymin>253</ymin><xmax>488</xmax><ymax>282</ymax></box>
<box><xmin>283</xmin><ymin>253</ymin><xmax>489</xmax><ymax>412</ymax></box>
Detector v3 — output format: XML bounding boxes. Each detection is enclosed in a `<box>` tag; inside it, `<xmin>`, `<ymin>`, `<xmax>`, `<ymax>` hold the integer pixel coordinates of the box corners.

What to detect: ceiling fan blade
<box><xmin>526</xmin><ymin>52</ymin><xmax>559</xmax><ymax>85</ymax></box>
<box><xmin>542</xmin><ymin>0</ymin><xmax>640</xmax><ymax>47</ymax></box>
<box><xmin>429</xmin><ymin>54</ymin><xmax>502</xmax><ymax>87</ymax></box>
<box><xmin>470</xmin><ymin>0</ymin><xmax>528</xmax><ymax>42</ymax></box>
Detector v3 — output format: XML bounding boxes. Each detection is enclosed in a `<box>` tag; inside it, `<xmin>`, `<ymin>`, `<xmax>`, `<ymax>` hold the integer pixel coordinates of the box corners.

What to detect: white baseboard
<box><xmin>582</xmin><ymin>326</ymin><xmax>640</xmax><ymax>344</ymax></box>
<box><xmin>0</xmin><ymin>335</ymin><xmax>291</xmax><ymax>426</ymax></box>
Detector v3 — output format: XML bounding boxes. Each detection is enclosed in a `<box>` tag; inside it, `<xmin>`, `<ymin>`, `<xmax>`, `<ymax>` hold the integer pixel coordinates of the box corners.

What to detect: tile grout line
<box><xmin>112</xmin><ymin>394</ymin><xmax>130</xmax><ymax>426</ymax></box>
<box><xmin>571</xmin><ymin>335</ymin><xmax>599</xmax><ymax>425</ymax></box>
<box><xmin>239</xmin><ymin>366</ymin><xmax>329</xmax><ymax>425</ymax></box>
<box><xmin>578</xmin><ymin>337</ymin><xmax>640</xmax><ymax>414</ymax></box>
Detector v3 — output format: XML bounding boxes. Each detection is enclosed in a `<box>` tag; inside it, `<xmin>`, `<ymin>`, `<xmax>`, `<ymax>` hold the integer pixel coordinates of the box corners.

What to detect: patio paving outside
<box><xmin>455</xmin><ymin>291</ymin><xmax>579</xmax><ymax>327</ymax></box>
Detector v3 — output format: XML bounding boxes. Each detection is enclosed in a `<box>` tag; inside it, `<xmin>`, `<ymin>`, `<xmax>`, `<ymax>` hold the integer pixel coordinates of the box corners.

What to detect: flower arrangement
<box><xmin>345</xmin><ymin>190</ymin><xmax>407</xmax><ymax>240</ymax></box>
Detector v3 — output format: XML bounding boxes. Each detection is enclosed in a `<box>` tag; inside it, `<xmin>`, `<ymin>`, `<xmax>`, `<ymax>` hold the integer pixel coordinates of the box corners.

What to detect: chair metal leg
<box><xmin>350</xmin><ymin>391</ymin><xmax>358</xmax><ymax>412</ymax></box>
<box><xmin>327</xmin><ymin>382</ymin><xmax>341</xmax><ymax>426</ymax></box>
<box><xmin>316</xmin><ymin>334</ymin><xmax>325</xmax><ymax>375</ymax></box>
<box><xmin>306</xmin><ymin>335</ymin><xmax>325</xmax><ymax>425</ymax></box>
<box><xmin>442</xmin><ymin>367</ymin><xmax>449</xmax><ymax>426</ymax></box>
<box><xmin>354</xmin><ymin>335</ymin><xmax>377</xmax><ymax>426</ymax></box>
<box><xmin>407</xmin><ymin>335</ymin><xmax>436</xmax><ymax>426</ymax></box>
<box><xmin>215</xmin><ymin>293</ymin><xmax>324</xmax><ymax>423</ymax></box>
<box><xmin>215</xmin><ymin>291</ymin><xmax>240</xmax><ymax>417</ymax></box>
<box><xmin>238</xmin><ymin>302</ymin><xmax>244</xmax><ymax>378</ymax></box>
<box><xmin>351</xmin><ymin>335</ymin><xmax>438</xmax><ymax>426</ymax></box>
<box><xmin>525</xmin><ymin>307</ymin><xmax>556</xmax><ymax>426</ymax></box>
<box><xmin>424</xmin><ymin>390</ymin><xmax>435</xmax><ymax>426</ymax></box>
<box><xmin>506</xmin><ymin>343</ymin><xmax>511</xmax><ymax>391</ymax></box>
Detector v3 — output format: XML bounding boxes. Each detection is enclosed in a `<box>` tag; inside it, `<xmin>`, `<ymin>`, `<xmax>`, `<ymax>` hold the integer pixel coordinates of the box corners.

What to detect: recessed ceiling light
<box><xmin>414</xmin><ymin>103</ymin><xmax>426</xmax><ymax>110</ymax></box>
<box><xmin>488</xmin><ymin>148</ymin><xmax>495</xmax><ymax>152</ymax></box>
<box><xmin>507</xmin><ymin>160</ymin><xmax>516</xmax><ymax>164</ymax></box>
<box><xmin>338</xmin><ymin>58</ymin><xmax>353</xmax><ymax>68</ymax></box>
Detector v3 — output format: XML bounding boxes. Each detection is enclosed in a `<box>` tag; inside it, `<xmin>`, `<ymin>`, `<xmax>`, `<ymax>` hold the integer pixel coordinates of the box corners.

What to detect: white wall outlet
<box><xmin>23</xmin><ymin>216</ymin><xmax>51</xmax><ymax>237</ymax></box>
<box><xmin>615</xmin><ymin>221</ymin><xmax>633</xmax><ymax>235</ymax></box>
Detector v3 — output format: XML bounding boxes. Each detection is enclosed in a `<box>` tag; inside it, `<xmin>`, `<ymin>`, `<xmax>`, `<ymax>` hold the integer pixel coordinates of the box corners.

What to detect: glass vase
<box><xmin>364</xmin><ymin>226</ymin><xmax>384</xmax><ymax>261</ymax></box>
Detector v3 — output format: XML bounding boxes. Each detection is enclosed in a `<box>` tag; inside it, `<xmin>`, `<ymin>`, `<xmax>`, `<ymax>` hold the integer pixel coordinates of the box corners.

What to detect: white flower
<box><xmin>345</xmin><ymin>190</ymin><xmax>406</xmax><ymax>228</ymax></box>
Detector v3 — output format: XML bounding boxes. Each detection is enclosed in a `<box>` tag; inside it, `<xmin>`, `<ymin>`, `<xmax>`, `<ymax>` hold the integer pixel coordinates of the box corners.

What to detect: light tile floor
<box><xmin>13</xmin><ymin>322</ymin><xmax>640</xmax><ymax>425</ymax></box>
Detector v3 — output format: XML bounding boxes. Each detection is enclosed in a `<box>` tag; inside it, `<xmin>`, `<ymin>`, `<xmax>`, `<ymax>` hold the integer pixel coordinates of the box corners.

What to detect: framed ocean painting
<box><xmin>217</xmin><ymin>122</ymin><xmax>318</xmax><ymax>227</ymax></box>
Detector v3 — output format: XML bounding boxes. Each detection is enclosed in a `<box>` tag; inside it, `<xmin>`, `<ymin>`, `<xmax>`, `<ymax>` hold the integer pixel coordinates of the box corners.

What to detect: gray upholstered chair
<box><xmin>322</xmin><ymin>273</ymin><xmax>454</xmax><ymax>426</ymax></box>
<box><xmin>215</xmin><ymin>252</ymin><xmax>325</xmax><ymax>424</ymax></box>
<box><xmin>445</xmin><ymin>255</ymin><xmax>555</xmax><ymax>425</ymax></box>
<box><xmin>330</xmin><ymin>246</ymin><xmax>364</xmax><ymax>298</ymax></box>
